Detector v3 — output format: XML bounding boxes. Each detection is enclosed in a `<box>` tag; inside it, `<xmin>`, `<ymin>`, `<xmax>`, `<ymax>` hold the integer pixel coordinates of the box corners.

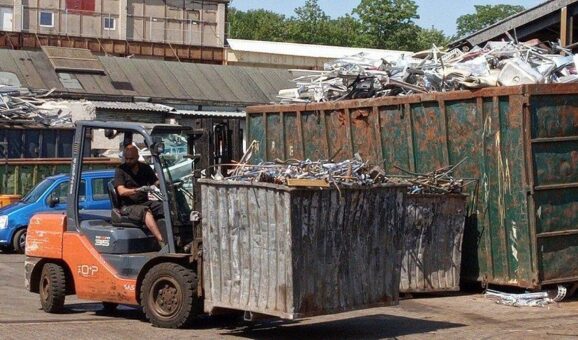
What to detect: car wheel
<box><xmin>12</xmin><ymin>228</ymin><xmax>27</xmax><ymax>254</ymax></box>
<box><xmin>39</xmin><ymin>263</ymin><xmax>66</xmax><ymax>313</ymax></box>
<box><xmin>140</xmin><ymin>262</ymin><xmax>199</xmax><ymax>328</ymax></box>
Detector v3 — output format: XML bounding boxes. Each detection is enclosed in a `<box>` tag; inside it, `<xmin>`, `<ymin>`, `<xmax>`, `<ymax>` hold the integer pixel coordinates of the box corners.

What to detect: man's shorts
<box><xmin>120</xmin><ymin>201</ymin><xmax>163</xmax><ymax>225</ymax></box>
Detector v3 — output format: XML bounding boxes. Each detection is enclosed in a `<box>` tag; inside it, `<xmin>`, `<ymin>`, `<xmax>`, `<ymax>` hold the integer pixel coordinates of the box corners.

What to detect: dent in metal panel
<box><xmin>350</xmin><ymin>108</ymin><xmax>382</xmax><ymax>165</ymax></box>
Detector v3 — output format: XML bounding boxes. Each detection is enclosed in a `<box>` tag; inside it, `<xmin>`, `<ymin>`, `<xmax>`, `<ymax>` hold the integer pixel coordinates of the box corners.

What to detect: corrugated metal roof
<box><xmin>173</xmin><ymin>110</ymin><xmax>246</xmax><ymax>118</ymax></box>
<box><xmin>449</xmin><ymin>0</ymin><xmax>578</xmax><ymax>49</ymax></box>
<box><xmin>91</xmin><ymin>101</ymin><xmax>174</xmax><ymax>112</ymax></box>
<box><xmin>0</xmin><ymin>49</ymin><xmax>293</xmax><ymax>107</ymax></box>
<box><xmin>227</xmin><ymin>38</ymin><xmax>410</xmax><ymax>59</ymax></box>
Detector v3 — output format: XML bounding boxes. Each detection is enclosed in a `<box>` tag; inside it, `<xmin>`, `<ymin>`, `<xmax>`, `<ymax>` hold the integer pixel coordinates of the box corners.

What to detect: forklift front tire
<box><xmin>39</xmin><ymin>263</ymin><xmax>66</xmax><ymax>313</ymax></box>
<box><xmin>141</xmin><ymin>263</ymin><xmax>198</xmax><ymax>328</ymax></box>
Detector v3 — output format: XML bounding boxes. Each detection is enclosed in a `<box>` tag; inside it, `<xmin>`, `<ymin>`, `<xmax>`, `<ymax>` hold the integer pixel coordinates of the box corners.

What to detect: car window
<box><xmin>48</xmin><ymin>180</ymin><xmax>86</xmax><ymax>204</ymax></box>
<box><xmin>92</xmin><ymin>177</ymin><xmax>111</xmax><ymax>201</ymax></box>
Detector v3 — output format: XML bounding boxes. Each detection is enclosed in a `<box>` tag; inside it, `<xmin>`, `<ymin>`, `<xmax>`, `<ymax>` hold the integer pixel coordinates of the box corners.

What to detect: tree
<box><xmin>353</xmin><ymin>0</ymin><xmax>420</xmax><ymax>49</ymax></box>
<box><xmin>228</xmin><ymin>8</ymin><xmax>288</xmax><ymax>41</ymax></box>
<box><xmin>325</xmin><ymin>15</ymin><xmax>365</xmax><ymax>47</ymax></box>
<box><xmin>456</xmin><ymin>5</ymin><xmax>525</xmax><ymax>38</ymax></box>
<box><xmin>414</xmin><ymin>27</ymin><xmax>450</xmax><ymax>51</ymax></box>
<box><xmin>287</xmin><ymin>0</ymin><xmax>331</xmax><ymax>44</ymax></box>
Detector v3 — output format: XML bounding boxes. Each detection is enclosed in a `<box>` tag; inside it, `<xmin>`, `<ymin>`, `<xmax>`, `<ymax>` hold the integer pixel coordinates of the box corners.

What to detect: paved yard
<box><xmin>1</xmin><ymin>252</ymin><xmax>577</xmax><ymax>339</ymax></box>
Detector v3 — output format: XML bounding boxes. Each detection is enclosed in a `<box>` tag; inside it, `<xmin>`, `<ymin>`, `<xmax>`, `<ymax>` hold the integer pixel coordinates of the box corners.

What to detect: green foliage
<box><xmin>286</xmin><ymin>0</ymin><xmax>331</xmax><ymax>44</ymax></box>
<box><xmin>228</xmin><ymin>8</ymin><xmax>288</xmax><ymax>41</ymax></box>
<box><xmin>415</xmin><ymin>27</ymin><xmax>450</xmax><ymax>51</ymax></box>
<box><xmin>228</xmin><ymin>0</ymin><xmax>451</xmax><ymax>52</ymax></box>
<box><xmin>353</xmin><ymin>0</ymin><xmax>419</xmax><ymax>49</ymax></box>
<box><xmin>456</xmin><ymin>5</ymin><xmax>525</xmax><ymax>38</ymax></box>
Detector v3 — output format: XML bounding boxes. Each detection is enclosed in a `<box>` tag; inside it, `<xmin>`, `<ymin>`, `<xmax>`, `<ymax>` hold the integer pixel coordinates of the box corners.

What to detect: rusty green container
<box><xmin>0</xmin><ymin>158</ymin><xmax>119</xmax><ymax>195</ymax></box>
<box><xmin>246</xmin><ymin>84</ymin><xmax>578</xmax><ymax>289</ymax></box>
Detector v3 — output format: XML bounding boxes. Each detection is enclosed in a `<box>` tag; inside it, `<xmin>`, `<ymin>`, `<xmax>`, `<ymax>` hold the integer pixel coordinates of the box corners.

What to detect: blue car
<box><xmin>0</xmin><ymin>170</ymin><xmax>115</xmax><ymax>253</ymax></box>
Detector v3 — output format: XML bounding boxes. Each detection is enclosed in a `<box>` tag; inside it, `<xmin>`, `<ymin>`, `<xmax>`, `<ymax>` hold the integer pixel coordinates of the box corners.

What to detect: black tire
<box><xmin>102</xmin><ymin>302</ymin><xmax>118</xmax><ymax>313</ymax></box>
<box><xmin>12</xmin><ymin>228</ymin><xmax>26</xmax><ymax>254</ymax></box>
<box><xmin>39</xmin><ymin>263</ymin><xmax>66</xmax><ymax>313</ymax></box>
<box><xmin>140</xmin><ymin>263</ymin><xmax>199</xmax><ymax>328</ymax></box>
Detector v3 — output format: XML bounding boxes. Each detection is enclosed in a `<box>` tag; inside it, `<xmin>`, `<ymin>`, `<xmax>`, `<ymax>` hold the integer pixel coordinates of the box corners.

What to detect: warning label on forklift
<box><xmin>95</xmin><ymin>236</ymin><xmax>110</xmax><ymax>247</ymax></box>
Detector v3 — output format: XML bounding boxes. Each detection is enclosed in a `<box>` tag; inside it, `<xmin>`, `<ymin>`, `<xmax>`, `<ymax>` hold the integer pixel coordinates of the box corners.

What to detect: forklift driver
<box><xmin>114</xmin><ymin>144</ymin><xmax>166</xmax><ymax>249</ymax></box>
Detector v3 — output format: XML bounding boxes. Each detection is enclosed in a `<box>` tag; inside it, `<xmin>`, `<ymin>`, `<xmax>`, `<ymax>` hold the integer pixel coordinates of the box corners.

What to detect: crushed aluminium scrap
<box><xmin>0</xmin><ymin>87</ymin><xmax>72</xmax><ymax>127</ymax></box>
<box><xmin>223</xmin><ymin>152</ymin><xmax>465</xmax><ymax>194</ymax></box>
<box><xmin>279</xmin><ymin>40</ymin><xmax>578</xmax><ymax>103</ymax></box>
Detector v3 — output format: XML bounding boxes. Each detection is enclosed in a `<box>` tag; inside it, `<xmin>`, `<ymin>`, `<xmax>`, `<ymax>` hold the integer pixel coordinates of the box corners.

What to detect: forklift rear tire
<box><xmin>141</xmin><ymin>263</ymin><xmax>198</xmax><ymax>328</ymax></box>
<box><xmin>39</xmin><ymin>263</ymin><xmax>66</xmax><ymax>313</ymax></box>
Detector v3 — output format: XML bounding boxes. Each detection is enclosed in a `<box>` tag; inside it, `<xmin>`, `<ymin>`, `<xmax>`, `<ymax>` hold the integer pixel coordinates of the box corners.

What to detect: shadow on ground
<box><xmin>63</xmin><ymin>302</ymin><xmax>146</xmax><ymax>321</ymax></box>
<box><xmin>210</xmin><ymin>313</ymin><xmax>464</xmax><ymax>339</ymax></box>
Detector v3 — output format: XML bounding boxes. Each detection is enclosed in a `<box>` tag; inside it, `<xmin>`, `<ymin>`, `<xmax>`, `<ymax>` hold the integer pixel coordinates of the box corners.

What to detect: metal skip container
<box><xmin>400</xmin><ymin>194</ymin><xmax>467</xmax><ymax>293</ymax></box>
<box><xmin>200</xmin><ymin>179</ymin><xmax>407</xmax><ymax>319</ymax></box>
<box><xmin>246</xmin><ymin>83</ymin><xmax>578</xmax><ymax>289</ymax></box>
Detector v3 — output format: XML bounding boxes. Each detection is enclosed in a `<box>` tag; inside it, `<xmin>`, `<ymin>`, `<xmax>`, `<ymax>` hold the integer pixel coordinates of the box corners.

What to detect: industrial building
<box><xmin>0</xmin><ymin>0</ymin><xmax>229</xmax><ymax>63</ymax></box>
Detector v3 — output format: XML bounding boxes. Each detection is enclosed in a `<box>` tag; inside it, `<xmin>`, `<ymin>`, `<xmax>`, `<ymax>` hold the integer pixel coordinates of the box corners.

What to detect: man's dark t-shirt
<box><xmin>114</xmin><ymin>163</ymin><xmax>157</xmax><ymax>206</ymax></box>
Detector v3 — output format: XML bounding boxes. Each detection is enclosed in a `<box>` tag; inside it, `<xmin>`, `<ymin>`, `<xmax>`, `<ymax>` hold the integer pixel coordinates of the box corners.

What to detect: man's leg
<box><xmin>142</xmin><ymin>201</ymin><xmax>165</xmax><ymax>246</ymax></box>
<box><xmin>143</xmin><ymin>210</ymin><xmax>164</xmax><ymax>244</ymax></box>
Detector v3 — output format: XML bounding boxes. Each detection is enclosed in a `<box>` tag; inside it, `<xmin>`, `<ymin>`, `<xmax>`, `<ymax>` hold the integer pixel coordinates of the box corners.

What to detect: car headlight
<box><xmin>0</xmin><ymin>215</ymin><xmax>7</xmax><ymax>229</ymax></box>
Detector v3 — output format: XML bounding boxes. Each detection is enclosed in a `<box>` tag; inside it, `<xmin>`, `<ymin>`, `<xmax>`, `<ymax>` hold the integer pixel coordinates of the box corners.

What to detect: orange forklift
<box><xmin>24</xmin><ymin>121</ymin><xmax>224</xmax><ymax>328</ymax></box>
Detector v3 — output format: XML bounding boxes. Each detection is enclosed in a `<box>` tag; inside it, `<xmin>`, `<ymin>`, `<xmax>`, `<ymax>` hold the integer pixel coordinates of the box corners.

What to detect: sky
<box><xmin>229</xmin><ymin>0</ymin><xmax>544</xmax><ymax>36</ymax></box>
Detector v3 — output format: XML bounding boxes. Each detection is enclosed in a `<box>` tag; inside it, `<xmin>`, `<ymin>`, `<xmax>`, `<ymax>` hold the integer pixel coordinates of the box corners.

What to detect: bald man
<box><xmin>114</xmin><ymin>145</ymin><xmax>165</xmax><ymax>248</ymax></box>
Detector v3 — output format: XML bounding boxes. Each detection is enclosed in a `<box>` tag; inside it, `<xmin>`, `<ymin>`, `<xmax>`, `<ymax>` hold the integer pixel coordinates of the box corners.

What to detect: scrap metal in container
<box><xmin>227</xmin><ymin>157</ymin><xmax>388</xmax><ymax>187</ymax></box>
<box><xmin>279</xmin><ymin>40</ymin><xmax>578</xmax><ymax>103</ymax></box>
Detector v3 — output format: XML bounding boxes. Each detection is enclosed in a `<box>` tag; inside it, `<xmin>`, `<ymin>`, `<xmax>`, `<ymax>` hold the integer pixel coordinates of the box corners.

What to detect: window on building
<box><xmin>104</xmin><ymin>17</ymin><xmax>115</xmax><ymax>30</ymax></box>
<box><xmin>39</xmin><ymin>11</ymin><xmax>54</xmax><ymax>27</ymax></box>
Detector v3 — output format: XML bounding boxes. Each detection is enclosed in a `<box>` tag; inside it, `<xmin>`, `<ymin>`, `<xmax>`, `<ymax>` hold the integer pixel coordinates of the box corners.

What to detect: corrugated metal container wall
<box><xmin>0</xmin><ymin>159</ymin><xmax>119</xmax><ymax>195</ymax></box>
<box><xmin>0</xmin><ymin>128</ymin><xmax>76</xmax><ymax>158</ymax></box>
<box><xmin>200</xmin><ymin>180</ymin><xmax>407</xmax><ymax>319</ymax></box>
<box><xmin>246</xmin><ymin>84</ymin><xmax>578</xmax><ymax>289</ymax></box>
<box><xmin>401</xmin><ymin>194</ymin><xmax>467</xmax><ymax>293</ymax></box>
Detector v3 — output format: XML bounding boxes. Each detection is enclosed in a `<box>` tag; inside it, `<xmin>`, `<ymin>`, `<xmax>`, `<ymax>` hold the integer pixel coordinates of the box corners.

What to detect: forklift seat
<box><xmin>107</xmin><ymin>181</ymin><xmax>142</xmax><ymax>229</ymax></box>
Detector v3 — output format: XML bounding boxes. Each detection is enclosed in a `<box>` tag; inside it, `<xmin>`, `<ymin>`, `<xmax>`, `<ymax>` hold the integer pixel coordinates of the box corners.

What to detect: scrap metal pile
<box><xmin>0</xmin><ymin>87</ymin><xmax>72</xmax><ymax>127</ymax></box>
<box><xmin>389</xmin><ymin>161</ymin><xmax>468</xmax><ymax>194</ymax></box>
<box><xmin>227</xmin><ymin>158</ymin><xmax>386</xmax><ymax>187</ymax></box>
<box><xmin>279</xmin><ymin>40</ymin><xmax>578</xmax><ymax>103</ymax></box>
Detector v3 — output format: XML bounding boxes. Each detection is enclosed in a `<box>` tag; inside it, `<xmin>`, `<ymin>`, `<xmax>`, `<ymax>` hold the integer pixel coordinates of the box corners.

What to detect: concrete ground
<box><xmin>1</xmin><ymin>252</ymin><xmax>578</xmax><ymax>339</ymax></box>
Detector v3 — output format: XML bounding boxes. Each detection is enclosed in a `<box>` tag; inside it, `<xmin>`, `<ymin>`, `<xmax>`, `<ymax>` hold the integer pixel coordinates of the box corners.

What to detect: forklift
<box><xmin>24</xmin><ymin>120</ymin><xmax>231</xmax><ymax>328</ymax></box>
